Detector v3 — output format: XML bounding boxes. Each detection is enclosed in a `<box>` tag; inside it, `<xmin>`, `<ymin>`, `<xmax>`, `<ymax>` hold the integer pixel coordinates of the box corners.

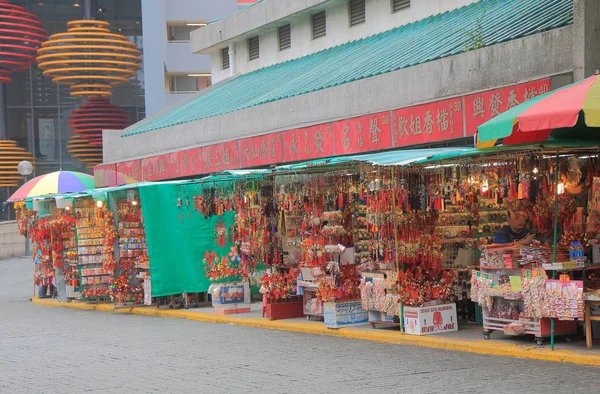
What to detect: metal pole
<box><xmin>82</xmin><ymin>0</ymin><xmax>92</xmax><ymax>20</ymax></box>
<box><xmin>550</xmin><ymin>151</ymin><xmax>560</xmax><ymax>351</ymax></box>
<box><xmin>23</xmin><ymin>175</ymin><xmax>30</xmax><ymax>257</ymax></box>
<box><xmin>82</xmin><ymin>0</ymin><xmax>97</xmax><ymax>20</ymax></box>
<box><xmin>391</xmin><ymin>168</ymin><xmax>403</xmax><ymax>331</ymax></box>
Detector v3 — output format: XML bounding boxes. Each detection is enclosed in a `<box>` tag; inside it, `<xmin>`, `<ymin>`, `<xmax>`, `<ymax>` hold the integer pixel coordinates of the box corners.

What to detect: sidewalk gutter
<box><xmin>32</xmin><ymin>298</ymin><xmax>600</xmax><ymax>367</ymax></box>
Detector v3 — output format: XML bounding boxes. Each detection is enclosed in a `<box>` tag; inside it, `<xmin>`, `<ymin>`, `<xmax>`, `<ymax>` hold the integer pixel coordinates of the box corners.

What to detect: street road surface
<box><xmin>0</xmin><ymin>256</ymin><xmax>598</xmax><ymax>394</ymax></box>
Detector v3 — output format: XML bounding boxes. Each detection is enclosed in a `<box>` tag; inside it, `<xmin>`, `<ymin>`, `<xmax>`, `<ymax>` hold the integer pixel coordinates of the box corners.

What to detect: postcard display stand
<box><xmin>75</xmin><ymin>198</ymin><xmax>113</xmax><ymax>303</ymax></box>
<box><xmin>479</xmin><ymin>246</ymin><xmax>579</xmax><ymax>345</ymax></box>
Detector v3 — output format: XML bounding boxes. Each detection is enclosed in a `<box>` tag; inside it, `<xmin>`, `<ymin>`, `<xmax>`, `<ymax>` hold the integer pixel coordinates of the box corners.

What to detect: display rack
<box><xmin>114</xmin><ymin>200</ymin><xmax>149</xmax><ymax>307</ymax></box>
<box><xmin>478</xmin><ymin>245</ymin><xmax>580</xmax><ymax>345</ymax></box>
<box><xmin>75</xmin><ymin>198</ymin><xmax>114</xmax><ymax>303</ymax></box>
<box><xmin>298</xmin><ymin>271</ymin><xmax>323</xmax><ymax>319</ymax></box>
<box><xmin>51</xmin><ymin>217</ymin><xmax>80</xmax><ymax>300</ymax></box>
<box><xmin>360</xmin><ymin>270</ymin><xmax>400</xmax><ymax>328</ymax></box>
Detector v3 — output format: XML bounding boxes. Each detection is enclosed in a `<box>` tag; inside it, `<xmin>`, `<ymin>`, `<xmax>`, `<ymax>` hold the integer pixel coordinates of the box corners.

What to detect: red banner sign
<box><xmin>142</xmin><ymin>154</ymin><xmax>171</xmax><ymax>181</ymax></box>
<box><xmin>93</xmin><ymin>163</ymin><xmax>117</xmax><ymax>187</ymax></box>
<box><xmin>202</xmin><ymin>141</ymin><xmax>240</xmax><ymax>173</ymax></box>
<box><xmin>98</xmin><ymin>78</ymin><xmax>555</xmax><ymax>182</ymax></box>
<box><xmin>116</xmin><ymin>160</ymin><xmax>142</xmax><ymax>185</ymax></box>
<box><xmin>240</xmin><ymin>133</ymin><xmax>283</xmax><ymax>168</ymax></box>
<box><xmin>169</xmin><ymin>147</ymin><xmax>203</xmax><ymax>178</ymax></box>
<box><xmin>333</xmin><ymin>112</ymin><xmax>392</xmax><ymax>156</ymax></box>
<box><xmin>464</xmin><ymin>79</ymin><xmax>550</xmax><ymax>136</ymax></box>
<box><xmin>283</xmin><ymin>123</ymin><xmax>334</xmax><ymax>162</ymax></box>
<box><xmin>392</xmin><ymin>97</ymin><xmax>464</xmax><ymax>147</ymax></box>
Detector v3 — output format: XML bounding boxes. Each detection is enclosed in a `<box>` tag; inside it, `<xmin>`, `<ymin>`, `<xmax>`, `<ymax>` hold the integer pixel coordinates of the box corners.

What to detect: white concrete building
<box><xmin>198</xmin><ymin>0</ymin><xmax>478</xmax><ymax>84</ymax></box>
<box><xmin>141</xmin><ymin>0</ymin><xmax>257</xmax><ymax>116</ymax></box>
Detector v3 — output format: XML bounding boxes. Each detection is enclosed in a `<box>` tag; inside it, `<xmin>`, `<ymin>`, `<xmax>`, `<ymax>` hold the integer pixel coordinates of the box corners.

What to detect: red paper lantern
<box><xmin>68</xmin><ymin>97</ymin><xmax>130</xmax><ymax>145</ymax></box>
<box><xmin>0</xmin><ymin>0</ymin><xmax>46</xmax><ymax>83</ymax></box>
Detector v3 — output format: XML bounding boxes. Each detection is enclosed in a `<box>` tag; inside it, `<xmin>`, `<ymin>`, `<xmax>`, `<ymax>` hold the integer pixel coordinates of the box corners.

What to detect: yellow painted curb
<box><xmin>31</xmin><ymin>298</ymin><xmax>600</xmax><ymax>367</ymax></box>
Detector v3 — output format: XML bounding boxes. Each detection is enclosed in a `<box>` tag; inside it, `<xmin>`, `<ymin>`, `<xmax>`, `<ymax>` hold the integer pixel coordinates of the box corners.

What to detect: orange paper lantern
<box><xmin>0</xmin><ymin>140</ymin><xmax>35</xmax><ymax>187</ymax></box>
<box><xmin>37</xmin><ymin>20</ymin><xmax>141</xmax><ymax>96</ymax></box>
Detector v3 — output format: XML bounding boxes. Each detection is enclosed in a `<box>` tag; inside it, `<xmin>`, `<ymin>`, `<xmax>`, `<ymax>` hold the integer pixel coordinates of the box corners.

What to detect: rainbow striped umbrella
<box><xmin>476</xmin><ymin>74</ymin><xmax>600</xmax><ymax>148</ymax></box>
<box><xmin>7</xmin><ymin>171</ymin><xmax>94</xmax><ymax>202</ymax></box>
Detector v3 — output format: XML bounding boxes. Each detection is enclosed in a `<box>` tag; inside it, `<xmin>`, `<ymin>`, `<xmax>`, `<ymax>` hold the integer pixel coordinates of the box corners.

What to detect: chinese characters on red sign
<box><xmin>96</xmin><ymin>78</ymin><xmax>554</xmax><ymax>186</ymax></box>
<box><xmin>240</xmin><ymin>133</ymin><xmax>283</xmax><ymax>168</ymax></box>
<box><xmin>392</xmin><ymin>97</ymin><xmax>463</xmax><ymax>147</ymax></box>
<box><xmin>202</xmin><ymin>141</ymin><xmax>240</xmax><ymax>172</ymax></box>
<box><xmin>464</xmin><ymin>79</ymin><xmax>550</xmax><ymax>136</ymax></box>
<box><xmin>283</xmin><ymin>123</ymin><xmax>334</xmax><ymax>162</ymax></box>
<box><xmin>333</xmin><ymin>112</ymin><xmax>392</xmax><ymax>155</ymax></box>
<box><xmin>169</xmin><ymin>148</ymin><xmax>203</xmax><ymax>178</ymax></box>
<box><xmin>93</xmin><ymin>164</ymin><xmax>117</xmax><ymax>187</ymax></box>
<box><xmin>142</xmin><ymin>154</ymin><xmax>171</xmax><ymax>181</ymax></box>
<box><xmin>116</xmin><ymin>160</ymin><xmax>142</xmax><ymax>185</ymax></box>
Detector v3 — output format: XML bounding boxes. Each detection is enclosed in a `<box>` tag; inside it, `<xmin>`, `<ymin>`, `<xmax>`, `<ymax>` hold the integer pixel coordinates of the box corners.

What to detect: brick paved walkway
<box><xmin>1</xmin><ymin>257</ymin><xmax>598</xmax><ymax>393</ymax></box>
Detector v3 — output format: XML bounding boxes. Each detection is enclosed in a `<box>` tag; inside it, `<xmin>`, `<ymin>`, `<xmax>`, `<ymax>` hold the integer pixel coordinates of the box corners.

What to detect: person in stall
<box><xmin>494</xmin><ymin>200</ymin><xmax>535</xmax><ymax>245</ymax></box>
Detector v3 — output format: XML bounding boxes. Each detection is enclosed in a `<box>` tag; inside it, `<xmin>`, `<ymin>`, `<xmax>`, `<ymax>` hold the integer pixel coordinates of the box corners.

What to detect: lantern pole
<box><xmin>82</xmin><ymin>0</ymin><xmax>98</xmax><ymax>20</ymax></box>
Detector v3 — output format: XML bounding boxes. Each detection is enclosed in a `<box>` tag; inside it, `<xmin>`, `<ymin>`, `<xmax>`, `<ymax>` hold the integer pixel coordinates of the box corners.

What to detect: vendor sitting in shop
<box><xmin>494</xmin><ymin>200</ymin><xmax>535</xmax><ymax>245</ymax></box>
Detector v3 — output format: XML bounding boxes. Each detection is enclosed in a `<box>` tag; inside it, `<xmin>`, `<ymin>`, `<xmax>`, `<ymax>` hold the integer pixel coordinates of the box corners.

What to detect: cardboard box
<box><xmin>212</xmin><ymin>282</ymin><xmax>251</xmax><ymax>315</ymax></box>
<box><xmin>404</xmin><ymin>303</ymin><xmax>458</xmax><ymax>335</ymax></box>
<box><xmin>324</xmin><ymin>300</ymin><xmax>368</xmax><ymax>329</ymax></box>
<box><xmin>65</xmin><ymin>285</ymin><xmax>81</xmax><ymax>299</ymax></box>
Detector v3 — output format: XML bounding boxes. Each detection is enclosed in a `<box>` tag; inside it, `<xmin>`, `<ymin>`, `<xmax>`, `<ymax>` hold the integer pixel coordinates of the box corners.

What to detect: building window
<box><xmin>167</xmin><ymin>24</ymin><xmax>204</xmax><ymax>42</ymax></box>
<box><xmin>278</xmin><ymin>24</ymin><xmax>291</xmax><ymax>51</ymax></box>
<box><xmin>311</xmin><ymin>11</ymin><xmax>326</xmax><ymax>39</ymax></box>
<box><xmin>349</xmin><ymin>0</ymin><xmax>366</xmax><ymax>27</ymax></box>
<box><xmin>248</xmin><ymin>36</ymin><xmax>260</xmax><ymax>61</ymax></box>
<box><xmin>391</xmin><ymin>0</ymin><xmax>411</xmax><ymax>13</ymax></box>
<box><xmin>168</xmin><ymin>74</ymin><xmax>212</xmax><ymax>93</ymax></box>
<box><xmin>221</xmin><ymin>47</ymin><xmax>230</xmax><ymax>70</ymax></box>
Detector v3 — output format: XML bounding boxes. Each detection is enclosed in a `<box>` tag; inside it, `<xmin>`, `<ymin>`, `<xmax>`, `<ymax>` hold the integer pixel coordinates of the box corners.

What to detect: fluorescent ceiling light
<box><xmin>188</xmin><ymin>73</ymin><xmax>211</xmax><ymax>77</ymax></box>
<box><xmin>187</xmin><ymin>23</ymin><xmax>207</xmax><ymax>26</ymax></box>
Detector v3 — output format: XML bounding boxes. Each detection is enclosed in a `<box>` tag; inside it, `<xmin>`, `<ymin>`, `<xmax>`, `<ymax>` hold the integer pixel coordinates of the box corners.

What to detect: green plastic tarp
<box><xmin>139</xmin><ymin>183</ymin><xmax>235</xmax><ymax>297</ymax></box>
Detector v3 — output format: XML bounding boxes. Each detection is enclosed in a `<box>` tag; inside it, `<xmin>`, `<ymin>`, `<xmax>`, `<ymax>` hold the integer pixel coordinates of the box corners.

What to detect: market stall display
<box><xmin>474</xmin><ymin>245</ymin><xmax>579</xmax><ymax>345</ymax></box>
<box><xmin>114</xmin><ymin>195</ymin><xmax>148</xmax><ymax>306</ymax></box>
<box><xmin>75</xmin><ymin>198</ymin><xmax>115</xmax><ymax>303</ymax></box>
<box><xmin>49</xmin><ymin>211</ymin><xmax>79</xmax><ymax>299</ymax></box>
<box><xmin>360</xmin><ymin>270</ymin><xmax>400</xmax><ymax>327</ymax></box>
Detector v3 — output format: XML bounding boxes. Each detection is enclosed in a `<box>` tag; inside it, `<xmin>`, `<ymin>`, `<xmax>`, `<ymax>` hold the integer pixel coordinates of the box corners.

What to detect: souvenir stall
<box><xmin>15</xmin><ymin>197</ymin><xmax>80</xmax><ymax>301</ymax></box>
<box><xmin>197</xmin><ymin>176</ymin><xmax>267</xmax><ymax>314</ymax></box>
<box><xmin>114</xmin><ymin>189</ymin><xmax>150</xmax><ymax>307</ymax></box>
<box><xmin>266</xmin><ymin>160</ymin><xmax>467</xmax><ymax>330</ymax></box>
<box><xmin>8</xmin><ymin>171</ymin><xmax>96</xmax><ymax>302</ymax></box>
<box><xmin>271</xmin><ymin>171</ymin><xmax>365</xmax><ymax>327</ymax></box>
<box><xmin>444</xmin><ymin>148</ymin><xmax>600</xmax><ymax>346</ymax></box>
<box><xmin>471</xmin><ymin>73</ymin><xmax>600</xmax><ymax>349</ymax></box>
<box><xmin>353</xmin><ymin>166</ymin><xmax>459</xmax><ymax>333</ymax></box>
<box><xmin>74</xmin><ymin>196</ymin><xmax>115</xmax><ymax>303</ymax></box>
<box><xmin>49</xmin><ymin>204</ymin><xmax>79</xmax><ymax>300</ymax></box>
<box><xmin>65</xmin><ymin>185</ymin><xmax>155</xmax><ymax>307</ymax></box>
<box><xmin>132</xmin><ymin>174</ymin><xmax>269</xmax><ymax>310</ymax></box>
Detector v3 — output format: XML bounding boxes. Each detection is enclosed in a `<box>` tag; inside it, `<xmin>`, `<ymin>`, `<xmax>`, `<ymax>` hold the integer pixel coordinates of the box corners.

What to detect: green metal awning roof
<box><xmin>274</xmin><ymin>147</ymin><xmax>478</xmax><ymax>170</ymax></box>
<box><xmin>122</xmin><ymin>0</ymin><xmax>573</xmax><ymax>138</ymax></box>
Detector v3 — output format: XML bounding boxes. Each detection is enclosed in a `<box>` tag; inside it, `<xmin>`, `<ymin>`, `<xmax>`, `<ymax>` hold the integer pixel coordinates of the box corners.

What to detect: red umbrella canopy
<box><xmin>476</xmin><ymin>74</ymin><xmax>600</xmax><ymax>147</ymax></box>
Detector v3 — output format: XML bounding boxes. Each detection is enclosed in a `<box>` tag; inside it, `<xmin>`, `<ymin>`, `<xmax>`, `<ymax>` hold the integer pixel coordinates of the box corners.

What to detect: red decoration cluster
<box><xmin>0</xmin><ymin>0</ymin><xmax>46</xmax><ymax>82</ymax></box>
<box><xmin>68</xmin><ymin>97</ymin><xmax>130</xmax><ymax>145</ymax></box>
<box><xmin>316</xmin><ymin>265</ymin><xmax>361</xmax><ymax>303</ymax></box>
<box><xmin>260</xmin><ymin>269</ymin><xmax>299</xmax><ymax>302</ymax></box>
<box><xmin>397</xmin><ymin>267</ymin><xmax>457</xmax><ymax>307</ymax></box>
